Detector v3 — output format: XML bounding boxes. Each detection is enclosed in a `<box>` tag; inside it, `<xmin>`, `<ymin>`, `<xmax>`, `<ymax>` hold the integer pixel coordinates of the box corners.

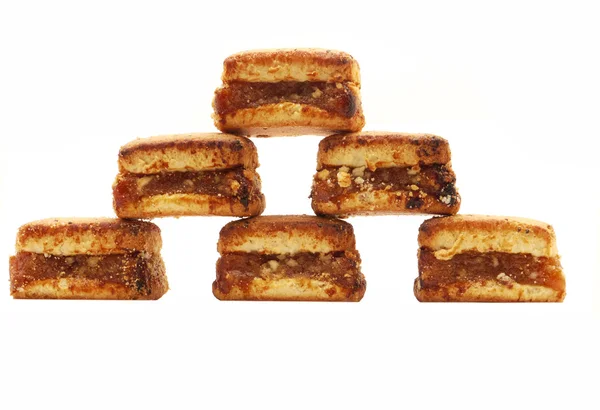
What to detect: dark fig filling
<box><xmin>214</xmin><ymin>251</ymin><xmax>365</xmax><ymax>296</ymax></box>
<box><xmin>214</xmin><ymin>81</ymin><xmax>358</xmax><ymax>118</ymax></box>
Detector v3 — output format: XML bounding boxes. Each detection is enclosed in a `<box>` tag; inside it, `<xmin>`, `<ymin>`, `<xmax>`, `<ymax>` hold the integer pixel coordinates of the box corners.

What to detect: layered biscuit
<box><xmin>311</xmin><ymin>132</ymin><xmax>460</xmax><ymax>216</ymax></box>
<box><xmin>414</xmin><ymin>215</ymin><xmax>566</xmax><ymax>302</ymax></box>
<box><xmin>9</xmin><ymin>218</ymin><xmax>168</xmax><ymax>299</ymax></box>
<box><xmin>212</xmin><ymin>49</ymin><xmax>365</xmax><ymax>136</ymax></box>
<box><xmin>113</xmin><ymin>133</ymin><xmax>266</xmax><ymax>218</ymax></box>
<box><xmin>213</xmin><ymin>215</ymin><xmax>366</xmax><ymax>301</ymax></box>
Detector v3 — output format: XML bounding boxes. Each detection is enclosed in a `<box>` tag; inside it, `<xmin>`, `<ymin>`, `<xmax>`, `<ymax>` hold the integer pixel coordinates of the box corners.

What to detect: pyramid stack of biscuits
<box><xmin>8</xmin><ymin>48</ymin><xmax>566</xmax><ymax>303</ymax></box>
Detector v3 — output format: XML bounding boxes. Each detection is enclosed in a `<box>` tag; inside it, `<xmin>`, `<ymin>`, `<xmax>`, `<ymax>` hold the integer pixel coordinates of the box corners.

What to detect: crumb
<box><xmin>407</xmin><ymin>165</ymin><xmax>421</xmax><ymax>176</ymax></box>
<box><xmin>439</xmin><ymin>195</ymin><xmax>452</xmax><ymax>205</ymax></box>
<box><xmin>337</xmin><ymin>170</ymin><xmax>351</xmax><ymax>187</ymax></box>
<box><xmin>316</xmin><ymin>169</ymin><xmax>330</xmax><ymax>181</ymax></box>
<box><xmin>230</xmin><ymin>180</ymin><xmax>241</xmax><ymax>194</ymax></box>
<box><xmin>491</xmin><ymin>256</ymin><xmax>499</xmax><ymax>267</ymax></box>
<box><xmin>497</xmin><ymin>272</ymin><xmax>513</xmax><ymax>283</ymax></box>
<box><xmin>352</xmin><ymin>166</ymin><xmax>365</xmax><ymax>177</ymax></box>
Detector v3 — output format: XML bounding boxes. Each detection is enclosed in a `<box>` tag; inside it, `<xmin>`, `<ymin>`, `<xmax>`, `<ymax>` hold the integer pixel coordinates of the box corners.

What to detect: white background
<box><xmin>1</xmin><ymin>1</ymin><xmax>599</xmax><ymax>409</ymax></box>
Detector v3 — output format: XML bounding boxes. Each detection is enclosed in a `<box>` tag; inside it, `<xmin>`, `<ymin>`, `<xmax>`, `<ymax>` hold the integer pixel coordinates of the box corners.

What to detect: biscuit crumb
<box><xmin>137</xmin><ymin>176</ymin><xmax>153</xmax><ymax>190</ymax></box>
<box><xmin>230</xmin><ymin>180</ymin><xmax>241</xmax><ymax>194</ymax></box>
<box><xmin>337</xmin><ymin>171</ymin><xmax>351</xmax><ymax>187</ymax></box>
<box><xmin>335</xmin><ymin>82</ymin><xmax>343</xmax><ymax>89</ymax></box>
<box><xmin>311</xmin><ymin>88</ymin><xmax>323</xmax><ymax>98</ymax></box>
<box><xmin>497</xmin><ymin>273</ymin><xmax>513</xmax><ymax>283</ymax></box>
<box><xmin>439</xmin><ymin>195</ymin><xmax>452</xmax><ymax>205</ymax></box>
<box><xmin>267</xmin><ymin>260</ymin><xmax>279</xmax><ymax>271</ymax></box>
<box><xmin>316</xmin><ymin>169</ymin><xmax>330</xmax><ymax>180</ymax></box>
<box><xmin>491</xmin><ymin>256</ymin><xmax>499</xmax><ymax>267</ymax></box>
<box><xmin>352</xmin><ymin>166</ymin><xmax>365</xmax><ymax>177</ymax></box>
<box><xmin>354</xmin><ymin>177</ymin><xmax>364</xmax><ymax>185</ymax></box>
<box><xmin>407</xmin><ymin>165</ymin><xmax>421</xmax><ymax>176</ymax></box>
<box><xmin>286</xmin><ymin>259</ymin><xmax>298</xmax><ymax>267</ymax></box>
<box><xmin>410</xmin><ymin>184</ymin><xmax>419</xmax><ymax>191</ymax></box>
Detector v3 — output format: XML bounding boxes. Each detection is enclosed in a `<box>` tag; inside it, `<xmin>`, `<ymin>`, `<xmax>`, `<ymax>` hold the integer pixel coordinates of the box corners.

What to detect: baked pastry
<box><xmin>113</xmin><ymin>133</ymin><xmax>266</xmax><ymax>218</ymax></box>
<box><xmin>414</xmin><ymin>215</ymin><xmax>566</xmax><ymax>302</ymax></box>
<box><xmin>311</xmin><ymin>132</ymin><xmax>460</xmax><ymax>216</ymax></box>
<box><xmin>213</xmin><ymin>215</ymin><xmax>366</xmax><ymax>301</ymax></box>
<box><xmin>212</xmin><ymin>48</ymin><xmax>365</xmax><ymax>136</ymax></box>
<box><xmin>9</xmin><ymin>218</ymin><xmax>168</xmax><ymax>299</ymax></box>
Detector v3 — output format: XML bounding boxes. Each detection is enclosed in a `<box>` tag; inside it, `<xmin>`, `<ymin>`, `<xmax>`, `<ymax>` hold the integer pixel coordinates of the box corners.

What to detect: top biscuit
<box><xmin>218</xmin><ymin>215</ymin><xmax>356</xmax><ymax>255</ymax></box>
<box><xmin>221</xmin><ymin>48</ymin><xmax>361</xmax><ymax>84</ymax></box>
<box><xmin>16</xmin><ymin>218</ymin><xmax>162</xmax><ymax>256</ymax></box>
<box><xmin>317</xmin><ymin>132</ymin><xmax>451</xmax><ymax>169</ymax></box>
<box><xmin>418</xmin><ymin>215</ymin><xmax>559</xmax><ymax>259</ymax></box>
<box><xmin>118</xmin><ymin>133</ymin><xmax>259</xmax><ymax>174</ymax></box>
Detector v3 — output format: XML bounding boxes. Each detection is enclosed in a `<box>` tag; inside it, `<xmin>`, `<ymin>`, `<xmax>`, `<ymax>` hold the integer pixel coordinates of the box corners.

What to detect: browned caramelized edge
<box><xmin>119</xmin><ymin>134</ymin><xmax>259</xmax><ymax>169</ymax></box>
<box><xmin>318</xmin><ymin>133</ymin><xmax>450</xmax><ymax>165</ymax></box>
<box><xmin>223</xmin><ymin>49</ymin><xmax>359</xmax><ymax>82</ymax></box>
<box><xmin>16</xmin><ymin>218</ymin><xmax>162</xmax><ymax>251</ymax></box>
<box><xmin>418</xmin><ymin>215</ymin><xmax>556</xmax><ymax>248</ymax></box>
<box><xmin>218</xmin><ymin>215</ymin><xmax>355</xmax><ymax>249</ymax></box>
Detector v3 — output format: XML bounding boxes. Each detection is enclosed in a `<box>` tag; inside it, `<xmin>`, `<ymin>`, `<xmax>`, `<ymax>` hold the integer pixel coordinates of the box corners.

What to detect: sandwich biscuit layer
<box><xmin>414</xmin><ymin>215</ymin><xmax>565</xmax><ymax>302</ymax></box>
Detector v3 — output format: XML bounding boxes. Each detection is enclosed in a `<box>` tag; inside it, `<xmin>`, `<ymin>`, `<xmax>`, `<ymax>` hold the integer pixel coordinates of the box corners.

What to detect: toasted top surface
<box><xmin>16</xmin><ymin>218</ymin><xmax>162</xmax><ymax>256</ymax></box>
<box><xmin>221</xmin><ymin>48</ymin><xmax>360</xmax><ymax>84</ymax></box>
<box><xmin>218</xmin><ymin>215</ymin><xmax>356</xmax><ymax>255</ymax></box>
<box><xmin>418</xmin><ymin>215</ymin><xmax>558</xmax><ymax>259</ymax></box>
<box><xmin>119</xmin><ymin>133</ymin><xmax>258</xmax><ymax>174</ymax></box>
<box><xmin>317</xmin><ymin>132</ymin><xmax>451</xmax><ymax>169</ymax></box>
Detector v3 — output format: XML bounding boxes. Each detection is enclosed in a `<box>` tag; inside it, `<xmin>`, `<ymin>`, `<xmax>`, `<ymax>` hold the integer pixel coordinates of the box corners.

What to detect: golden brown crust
<box><xmin>118</xmin><ymin>133</ymin><xmax>259</xmax><ymax>174</ymax></box>
<box><xmin>414</xmin><ymin>278</ymin><xmax>565</xmax><ymax>302</ymax></box>
<box><xmin>222</xmin><ymin>48</ymin><xmax>361</xmax><ymax>84</ymax></box>
<box><xmin>218</xmin><ymin>215</ymin><xmax>356</xmax><ymax>255</ymax></box>
<box><xmin>114</xmin><ymin>192</ymin><xmax>266</xmax><ymax>218</ymax></box>
<box><xmin>312</xmin><ymin>190</ymin><xmax>460</xmax><ymax>217</ymax></box>
<box><xmin>213</xmin><ymin>277</ymin><xmax>365</xmax><ymax>301</ymax></box>
<box><xmin>418</xmin><ymin>215</ymin><xmax>559</xmax><ymax>259</ymax></box>
<box><xmin>10</xmin><ymin>257</ymin><xmax>168</xmax><ymax>300</ymax></box>
<box><xmin>317</xmin><ymin>132</ymin><xmax>451</xmax><ymax>169</ymax></box>
<box><xmin>212</xmin><ymin>101</ymin><xmax>365</xmax><ymax>137</ymax></box>
<box><xmin>16</xmin><ymin>218</ymin><xmax>162</xmax><ymax>256</ymax></box>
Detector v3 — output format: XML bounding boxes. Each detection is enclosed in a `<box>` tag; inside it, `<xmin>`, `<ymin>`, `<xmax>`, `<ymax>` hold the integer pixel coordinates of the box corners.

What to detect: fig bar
<box><xmin>311</xmin><ymin>132</ymin><xmax>460</xmax><ymax>216</ymax></box>
<box><xmin>414</xmin><ymin>215</ymin><xmax>566</xmax><ymax>302</ymax></box>
<box><xmin>113</xmin><ymin>133</ymin><xmax>265</xmax><ymax>218</ymax></box>
<box><xmin>9</xmin><ymin>218</ymin><xmax>168</xmax><ymax>300</ymax></box>
<box><xmin>212</xmin><ymin>48</ymin><xmax>365</xmax><ymax>136</ymax></box>
<box><xmin>213</xmin><ymin>215</ymin><xmax>366</xmax><ymax>301</ymax></box>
